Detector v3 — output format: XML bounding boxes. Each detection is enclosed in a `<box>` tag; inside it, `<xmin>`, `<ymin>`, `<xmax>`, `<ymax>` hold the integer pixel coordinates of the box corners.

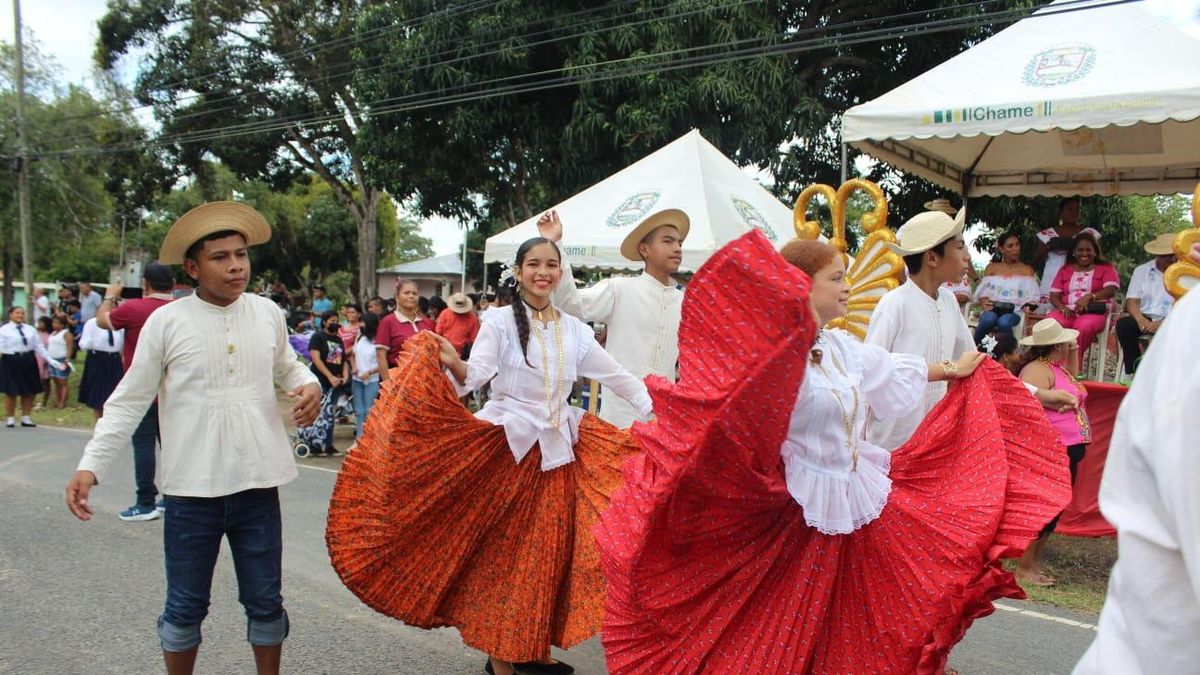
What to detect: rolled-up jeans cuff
<box><xmin>247</xmin><ymin>609</ymin><xmax>289</xmax><ymax>646</ymax></box>
<box><xmin>158</xmin><ymin>617</ymin><xmax>202</xmax><ymax>652</ymax></box>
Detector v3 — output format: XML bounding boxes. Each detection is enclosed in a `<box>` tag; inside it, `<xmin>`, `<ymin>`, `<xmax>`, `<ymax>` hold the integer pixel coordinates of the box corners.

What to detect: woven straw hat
<box><xmin>448</xmin><ymin>292</ymin><xmax>473</xmax><ymax>314</ymax></box>
<box><xmin>1019</xmin><ymin>318</ymin><xmax>1080</xmax><ymax>347</ymax></box>
<box><xmin>923</xmin><ymin>198</ymin><xmax>959</xmax><ymax>216</ymax></box>
<box><xmin>619</xmin><ymin>209</ymin><xmax>690</xmax><ymax>262</ymax></box>
<box><xmin>887</xmin><ymin>207</ymin><xmax>966</xmax><ymax>257</ymax></box>
<box><xmin>159</xmin><ymin>201</ymin><xmax>272</xmax><ymax>264</ymax></box>
<box><xmin>1144</xmin><ymin>232</ymin><xmax>1176</xmax><ymax>256</ymax></box>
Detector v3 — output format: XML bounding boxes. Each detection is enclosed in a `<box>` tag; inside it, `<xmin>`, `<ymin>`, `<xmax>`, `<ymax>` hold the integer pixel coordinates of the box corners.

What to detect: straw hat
<box><xmin>620</xmin><ymin>209</ymin><xmax>690</xmax><ymax>261</ymax></box>
<box><xmin>159</xmin><ymin>201</ymin><xmax>272</xmax><ymax>264</ymax></box>
<box><xmin>887</xmin><ymin>208</ymin><xmax>966</xmax><ymax>256</ymax></box>
<box><xmin>1019</xmin><ymin>318</ymin><xmax>1080</xmax><ymax>347</ymax></box>
<box><xmin>448</xmin><ymin>292</ymin><xmax>473</xmax><ymax>314</ymax></box>
<box><xmin>923</xmin><ymin>198</ymin><xmax>959</xmax><ymax>216</ymax></box>
<box><xmin>1144</xmin><ymin>232</ymin><xmax>1176</xmax><ymax>256</ymax></box>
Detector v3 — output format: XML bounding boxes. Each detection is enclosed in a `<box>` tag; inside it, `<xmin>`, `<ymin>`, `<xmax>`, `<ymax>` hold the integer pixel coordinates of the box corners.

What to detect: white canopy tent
<box><xmin>842</xmin><ymin>0</ymin><xmax>1200</xmax><ymax>198</ymax></box>
<box><xmin>484</xmin><ymin>129</ymin><xmax>794</xmax><ymax>272</ymax></box>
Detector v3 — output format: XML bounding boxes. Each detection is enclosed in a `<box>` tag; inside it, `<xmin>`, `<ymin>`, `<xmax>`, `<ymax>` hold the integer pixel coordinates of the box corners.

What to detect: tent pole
<box><xmin>840</xmin><ymin>139</ymin><xmax>848</xmax><ymax>183</ymax></box>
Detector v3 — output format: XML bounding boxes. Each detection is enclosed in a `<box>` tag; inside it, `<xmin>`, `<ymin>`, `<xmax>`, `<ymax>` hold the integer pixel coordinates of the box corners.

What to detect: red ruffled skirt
<box><xmin>595</xmin><ymin>231</ymin><xmax>1073</xmax><ymax>674</ymax></box>
<box><xmin>326</xmin><ymin>332</ymin><xmax>639</xmax><ymax>662</ymax></box>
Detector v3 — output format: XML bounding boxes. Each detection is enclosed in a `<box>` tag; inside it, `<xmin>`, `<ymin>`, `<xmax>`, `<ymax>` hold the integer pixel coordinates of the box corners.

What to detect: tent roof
<box><xmin>484</xmin><ymin>130</ymin><xmax>794</xmax><ymax>272</ymax></box>
<box><xmin>842</xmin><ymin>0</ymin><xmax>1200</xmax><ymax>197</ymax></box>
<box><xmin>377</xmin><ymin>253</ymin><xmax>462</xmax><ymax>276</ymax></box>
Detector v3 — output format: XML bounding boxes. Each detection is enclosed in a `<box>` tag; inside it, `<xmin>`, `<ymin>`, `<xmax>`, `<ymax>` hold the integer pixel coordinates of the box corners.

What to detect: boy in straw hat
<box><xmin>537</xmin><ymin>208</ymin><xmax>687</xmax><ymax>429</ymax></box>
<box><xmin>1114</xmin><ymin>232</ymin><xmax>1177</xmax><ymax>380</ymax></box>
<box><xmin>65</xmin><ymin>201</ymin><xmax>321</xmax><ymax>675</ymax></box>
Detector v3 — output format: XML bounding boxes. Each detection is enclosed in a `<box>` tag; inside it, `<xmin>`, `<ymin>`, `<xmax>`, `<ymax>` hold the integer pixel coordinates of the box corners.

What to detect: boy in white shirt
<box><xmin>65</xmin><ymin>202</ymin><xmax>320</xmax><ymax>675</ymax></box>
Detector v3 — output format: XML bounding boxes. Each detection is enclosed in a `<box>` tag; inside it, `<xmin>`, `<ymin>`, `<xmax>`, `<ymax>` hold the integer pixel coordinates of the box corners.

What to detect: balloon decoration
<box><xmin>793</xmin><ymin>178</ymin><xmax>905</xmax><ymax>339</ymax></box>
<box><xmin>1164</xmin><ymin>183</ymin><xmax>1200</xmax><ymax>300</ymax></box>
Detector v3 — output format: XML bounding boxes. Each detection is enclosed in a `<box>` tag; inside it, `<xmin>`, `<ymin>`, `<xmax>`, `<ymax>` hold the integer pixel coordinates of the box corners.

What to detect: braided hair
<box><xmin>511</xmin><ymin>236</ymin><xmax>561</xmax><ymax>367</ymax></box>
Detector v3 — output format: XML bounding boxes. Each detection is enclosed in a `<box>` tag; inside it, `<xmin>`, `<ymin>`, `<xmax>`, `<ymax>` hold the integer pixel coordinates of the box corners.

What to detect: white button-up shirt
<box><xmin>78</xmin><ymin>318</ymin><xmax>124</xmax><ymax>354</ymax></box>
<box><xmin>0</xmin><ymin>321</ymin><xmax>53</xmax><ymax>360</ymax></box>
<box><xmin>865</xmin><ymin>279</ymin><xmax>974</xmax><ymax>451</ymax></box>
<box><xmin>77</xmin><ymin>293</ymin><xmax>317</xmax><ymax>497</ymax></box>
<box><xmin>1072</xmin><ymin>283</ymin><xmax>1200</xmax><ymax>675</ymax></box>
<box><xmin>553</xmin><ymin>260</ymin><xmax>682</xmax><ymax>428</ymax></box>
<box><xmin>1125</xmin><ymin>259</ymin><xmax>1174</xmax><ymax>320</ymax></box>
<box><xmin>452</xmin><ymin>306</ymin><xmax>652</xmax><ymax>470</ymax></box>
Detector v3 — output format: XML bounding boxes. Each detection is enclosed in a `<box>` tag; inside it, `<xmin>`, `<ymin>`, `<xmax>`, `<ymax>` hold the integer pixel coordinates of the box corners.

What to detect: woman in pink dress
<box><xmin>1046</xmin><ymin>233</ymin><xmax>1120</xmax><ymax>365</ymax></box>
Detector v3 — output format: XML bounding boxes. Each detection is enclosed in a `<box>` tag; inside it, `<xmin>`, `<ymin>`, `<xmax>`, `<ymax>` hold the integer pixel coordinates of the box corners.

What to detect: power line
<box><xmin>36</xmin><ymin>0</ymin><xmax>1130</xmax><ymax>160</ymax></box>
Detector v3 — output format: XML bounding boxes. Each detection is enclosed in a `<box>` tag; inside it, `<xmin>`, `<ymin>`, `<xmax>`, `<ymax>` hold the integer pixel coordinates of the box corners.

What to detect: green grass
<box><xmin>28</xmin><ymin>354</ymin><xmax>98</xmax><ymax>430</ymax></box>
<box><xmin>1005</xmin><ymin>534</ymin><xmax>1117</xmax><ymax>614</ymax></box>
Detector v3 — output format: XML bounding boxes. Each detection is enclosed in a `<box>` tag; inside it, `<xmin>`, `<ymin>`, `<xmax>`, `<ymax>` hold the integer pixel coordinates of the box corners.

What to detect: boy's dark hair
<box><xmin>321</xmin><ymin>310</ymin><xmax>339</xmax><ymax>324</ymax></box>
<box><xmin>903</xmin><ymin>240</ymin><xmax>949</xmax><ymax>275</ymax></box>
<box><xmin>185</xmin><ymin>230</ymin><xmax>245</xmax><ymax>263</ymax></box>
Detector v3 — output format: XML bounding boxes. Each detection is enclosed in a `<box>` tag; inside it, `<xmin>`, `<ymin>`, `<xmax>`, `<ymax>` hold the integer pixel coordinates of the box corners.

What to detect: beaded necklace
<box><xmin>813</xmin><ymin>332</ymin><xmax>861</xmax><ymax>472</ymax></box>
<box><xmin>530</xmin><ymin>308</ymin><xmax>565</xmax><ymax>430</ymax></box>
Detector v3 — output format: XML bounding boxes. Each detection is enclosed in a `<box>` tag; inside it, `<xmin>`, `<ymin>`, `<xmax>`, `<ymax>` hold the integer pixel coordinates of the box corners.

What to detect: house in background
<box><xmin>376</xmin><ymin>253</ymin><xmax>477</xmax><ymax>299</ymax></box>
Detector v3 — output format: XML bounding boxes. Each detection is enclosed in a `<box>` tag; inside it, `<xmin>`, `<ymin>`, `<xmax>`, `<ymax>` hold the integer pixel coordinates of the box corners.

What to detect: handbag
<box><xmin>991</xmin><ymin>301</ymin><xmax>1016</xmax><ymax>315</ymax></box>
<box><xmin>1083</xmin><ymin>302</ymin><xmax>1108</xmax><ymax>315</ymax></box>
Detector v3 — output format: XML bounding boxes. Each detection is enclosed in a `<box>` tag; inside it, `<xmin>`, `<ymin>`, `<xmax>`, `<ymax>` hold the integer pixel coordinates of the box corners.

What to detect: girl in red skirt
<box><xmin>327</xmin><ymin>236</ymin><xmax>652</xmax><ymax>675</ymax></box>
<box><xmin>596</xmin><ymin>232</ymin><xmax>1073</xmax><ymax>674</ymax></box>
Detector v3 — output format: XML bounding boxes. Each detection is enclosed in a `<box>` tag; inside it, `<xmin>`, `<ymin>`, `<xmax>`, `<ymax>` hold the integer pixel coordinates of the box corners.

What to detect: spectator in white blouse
<box><xmin>66</xmin><ymin>202</ymin><xmax>320</xmax><ymax>675</ymax></box>
<box><xmin>1115</xmin><ymin>233</ymin><xmax>1177</xmax><ymax>380</ymax></box>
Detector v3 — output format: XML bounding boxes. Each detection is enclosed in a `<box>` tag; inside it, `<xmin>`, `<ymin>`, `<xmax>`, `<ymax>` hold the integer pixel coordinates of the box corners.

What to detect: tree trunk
<box><xmin>1</xmin><ymin>224</ymin><xmax>14</xmax><ymax>311</ymax></box>
<box><xmin>356</xmin><ymin>187</ymin><xmax>382</xmax><ymax>302</ymax></box>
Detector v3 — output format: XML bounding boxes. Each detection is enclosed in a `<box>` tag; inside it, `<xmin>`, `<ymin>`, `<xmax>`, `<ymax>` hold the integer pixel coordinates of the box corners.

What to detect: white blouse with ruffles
<box><xmin>973</xmin><ymin>273</ymin><xmax>1042</xmax><ymax>307</ymax></box>
<box><xmin>451</xmin><ymin>305</ymin><xmax>653</xmax><ymax>471</ymax></box>
<box><xmin>782</xmin><ymin>329</ymin><xmax>926</xmax><ymax>535</ymax></box>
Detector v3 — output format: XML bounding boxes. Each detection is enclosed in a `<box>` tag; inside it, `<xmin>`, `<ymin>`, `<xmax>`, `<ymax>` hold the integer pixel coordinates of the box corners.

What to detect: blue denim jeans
<box><xmin>973</xmin><ymin>309</ymin><xmax>1022</xmax><ymax>343</ymax></box>
<box><xmin>350</xmin><ymin>378</ymin><xmax>380</xmax><ymax>438</ymax></box>
<box><xmin>132</xmin><ymin>403</ymin><xmax>159</xmax><ymax>508</ymax></box>
<box><xmin>158</xmin><ymin>488</ymin><xmax>288</xmax><ymax>652</ymax></box>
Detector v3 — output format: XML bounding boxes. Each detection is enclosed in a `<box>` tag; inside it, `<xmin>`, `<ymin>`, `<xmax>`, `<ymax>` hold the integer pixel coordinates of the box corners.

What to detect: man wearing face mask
<box><xmin>308</xmin><ymin>310</ymin><xmax>349</xmax><ymax>456</ymax></box>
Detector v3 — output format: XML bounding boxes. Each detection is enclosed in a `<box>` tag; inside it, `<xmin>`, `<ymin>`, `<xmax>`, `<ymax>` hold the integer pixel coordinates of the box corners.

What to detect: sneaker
<box><xmin>118</xmin><ymin>504</ymin><xmax>161</xmax><ymax>522</ymax></box>
<box><xmin>155</xmin><ymin>499</ymin><xmax>166</xmax><ymax>514</ymax></box>
<box><xmin>326</xmin><ymin>446</ymin><xmax>343</xmax><ymax>457</ymax></box>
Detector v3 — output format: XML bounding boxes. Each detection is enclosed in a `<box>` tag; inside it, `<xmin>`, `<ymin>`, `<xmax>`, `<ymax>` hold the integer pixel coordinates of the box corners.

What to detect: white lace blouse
<box><xmin>451</xmin><ymin>305</ymin><xmax>653</xmax><ymax>471</ymax></box>
<box><xmin>782</xmin><ymin>329</ymin><xmax>926</xmax><ymax>535</ymax></box>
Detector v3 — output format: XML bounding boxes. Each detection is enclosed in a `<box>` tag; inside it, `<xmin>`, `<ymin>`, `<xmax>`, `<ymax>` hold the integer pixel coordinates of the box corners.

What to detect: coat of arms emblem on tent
<box><xmin>606</xmin><ymin>190</ymin><xmax>662</xmax><ymax>228</ymax></box>
<box><xmin>1023</xmin><ymin>43</ymin><xmax>1096</xmax><ymax>87</ymax></box>
<box><xmin>731</xmin><ymin>196</ymin><xmax>777</xmax><ymax>241</ymax></box>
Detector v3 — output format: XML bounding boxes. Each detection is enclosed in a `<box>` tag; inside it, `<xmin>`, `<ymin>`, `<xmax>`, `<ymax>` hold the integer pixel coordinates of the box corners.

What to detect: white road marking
<box><xmin>994</xmin><ymin>601</ymin><xmax>1098</xmax><ymax>631</ymax></box>
<box><xmin>297</xmin><ymin>463</ymin><xmax>339</xmax><ymax>474</ymax></box>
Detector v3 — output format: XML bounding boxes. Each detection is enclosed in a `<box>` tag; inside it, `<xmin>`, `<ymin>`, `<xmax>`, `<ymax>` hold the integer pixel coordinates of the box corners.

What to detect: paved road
<box><xmin>1</xmin><ymin>426</ymin><xmax>1100</xmax><ymax>674</ymax></box>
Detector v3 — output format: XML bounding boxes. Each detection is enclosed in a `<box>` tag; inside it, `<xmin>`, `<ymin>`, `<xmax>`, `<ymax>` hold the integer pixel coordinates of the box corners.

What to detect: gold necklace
<box><xmin>814</xmin><ymin>333</ymin><xmax>861</xmax><ymax>472</ymax></box>
<box><xmin>530</xmin><ymin>311</ymin><xmax>565</xmax><ymax>430</ymax></box>
<box><xmin>1039</xmin><ymin>358</ymin><xmax>1091</xmax><ymax>441</ymax></box>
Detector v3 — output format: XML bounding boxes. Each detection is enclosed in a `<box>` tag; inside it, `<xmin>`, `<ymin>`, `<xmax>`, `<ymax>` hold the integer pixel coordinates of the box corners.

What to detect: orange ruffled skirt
<box><xmin>325</xmin><ymin>332</ymin><xmax>639</xmax><ymax>662</ymax></box>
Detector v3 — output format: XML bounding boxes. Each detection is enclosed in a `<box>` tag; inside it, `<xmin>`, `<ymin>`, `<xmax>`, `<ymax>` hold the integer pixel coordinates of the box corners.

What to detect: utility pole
<box><xmin>13</xmin><ymin>0</ymin><xmax>34</xmax><ymax>314</ymax></box>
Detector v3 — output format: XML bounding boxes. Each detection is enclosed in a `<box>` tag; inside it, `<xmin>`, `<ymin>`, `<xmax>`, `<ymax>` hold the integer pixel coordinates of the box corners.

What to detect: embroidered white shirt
<box><xmin>865</xmin><ymin>279</ymin><xmax>974</xmax><ymax>451</ymax></box>
<box><xmin>76</xmin><ymin>293</ymin><xmax>318</xmax><ymax>497</ymax></box>
<box><xmin>1072</xmin><ymin>284</ymin><xmax>1200</xmax><ymax>675</ymax></box>
<box><xmin>553</xmin><ymin>260</ymin><xmax>682</xmax><ymax>429</ymax></box>
<box><xmin>783</xmin><ymin>330</ymin><xmax>927</xmax><ymax>535</ymax></box>
<box><xmin>452</xmin><ymin>305</ymin><xmax>652</xmax><ymax>471</ymax></box>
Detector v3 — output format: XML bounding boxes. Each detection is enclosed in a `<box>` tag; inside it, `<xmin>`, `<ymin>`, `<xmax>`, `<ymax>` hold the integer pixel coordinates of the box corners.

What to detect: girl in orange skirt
<box><xmin>326</xmin><ymin>236</ymin><xmax>653</xmax><ymax>675</ymax></box>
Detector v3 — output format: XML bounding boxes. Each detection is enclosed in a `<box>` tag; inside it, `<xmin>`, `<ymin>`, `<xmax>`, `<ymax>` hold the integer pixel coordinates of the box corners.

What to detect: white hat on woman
<box><xmin>1019</xmin><ymin>318</ymin><xmax>1080</xmax><ymax>347</ymax></box>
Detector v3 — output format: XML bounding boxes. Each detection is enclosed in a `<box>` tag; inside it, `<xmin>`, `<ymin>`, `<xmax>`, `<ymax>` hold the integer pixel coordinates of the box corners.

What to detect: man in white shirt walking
<box><xmin>865</xmin><ymin>208</ymin><xmax>976</xmax><ymax>451</ymax></box>
<box><xmin>65</xmin><ymin>202</ymin><xmax>321</xmax><ymax>675</ymax></box>
<box><xmin>537</xmin><ymin>208</ymin><xmax>687</xmax><ymax>429</ymax></box>
<box><xmin>1072</xmin><ymin>261</ymin><xmax>1200</xmax><ymax>675</ymax></box>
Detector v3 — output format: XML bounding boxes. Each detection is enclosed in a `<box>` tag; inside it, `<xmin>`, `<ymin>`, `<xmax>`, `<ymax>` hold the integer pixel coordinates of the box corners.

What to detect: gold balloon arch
<box><xmin>792</xmin><ymin>178</ymin><xmax>906</xmax><ymax>340</ymax></box>
<box><xmin>1165</xmin><ymin>183</ymin><xmax>1200</xmax><ymax>300</ymax></box>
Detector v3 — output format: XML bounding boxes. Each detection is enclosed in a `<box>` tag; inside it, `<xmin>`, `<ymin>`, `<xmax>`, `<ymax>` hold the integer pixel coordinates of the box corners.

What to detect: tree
<box><xmin>95</xmin><ymin>0</ymin><xmax>391</xmax><ymax>300</ymax></box>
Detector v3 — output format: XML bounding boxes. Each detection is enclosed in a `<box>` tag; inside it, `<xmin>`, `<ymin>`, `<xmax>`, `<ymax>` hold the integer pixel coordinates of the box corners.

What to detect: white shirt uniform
<box><xmin>0</xmin><ymin>321</ymin><xmax>57</xmax><ymax>363</ymax></box>
<box><xmin>78</xmin><ymin>318</ymin><xmax>124</xmax><ymax>354</ymax></box>
<box><xmin>553</xmin><ymin>260</ymin><xmax>682</xmax><ymax>429</ymax></box>
<box><xmin>784</xmin><ymin>330</ymin><xmax>927</xmax><ymax>534</ymax></box>
<box><xmin>452</xmin><ymin>306</ymin><xmax>652</xmax><ymax>471</ymax></box>
<box><xmin>1072</xmin><ymin>285</ymin><xmax>1200</xmax><ymax>675</ymax></box>
<box><xmin>1125</xmin><ymin>259</ymin><xmax>1174</xmax><ymax>321</ymax></box>
<box><xmin>76</xmin><ymin>293</ymin><xmax>317</xmax><ymax>497</ymax></box>
<box><xmin>865</xmin><ymin>279</ymin><xmax>974</xmax><ymax>451</ymax></box>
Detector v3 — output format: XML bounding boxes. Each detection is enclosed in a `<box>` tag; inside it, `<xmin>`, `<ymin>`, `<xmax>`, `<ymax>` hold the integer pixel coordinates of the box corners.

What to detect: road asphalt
<box><xmin>0</xmin><ymin>426</ymin><xmax>1100</xmax><ymax>674</ymax></box>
